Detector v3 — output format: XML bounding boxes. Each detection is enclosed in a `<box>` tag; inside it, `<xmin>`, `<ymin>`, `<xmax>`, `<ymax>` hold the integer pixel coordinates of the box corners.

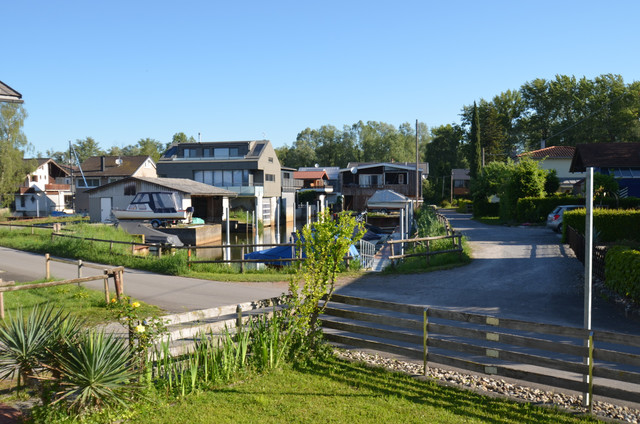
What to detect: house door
<box><xmin>100</xmin><ymin>197</ymin><xmax>112</xmax><ymax>222</ymax></box>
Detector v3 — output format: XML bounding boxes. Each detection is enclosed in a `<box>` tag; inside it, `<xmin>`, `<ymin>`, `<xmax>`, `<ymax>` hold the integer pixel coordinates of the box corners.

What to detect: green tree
<box><xmin>73</xmin><ymin>137</ymin><xmax>104</xmax><ymax>163</ymax></box>
<box><xmin>287</xmin><ymin>211</ymin><xmax>364</xmax><ymax>354</ymax></box>
<box><xmin>122</xmin><ymin>138</ymin><xmax>165</xmax><ymax>162</ymax></box>
<box><xmin>0</xmin><ymin>104</ymin><xmax>33</xmax><ymax>207</ymax></box>
<box><xmin>500</xmin><ymin>157</ymin><xmax>546</xmax><ymax>220</ymax></box>
<box><xmin>425</xmin><ymin>124</ymin><xmax>466</xmax><ymax>202</ymax></box>
<box><xmin>470</xmin><ymin>161</ymin><xmax>511</xmax><ymax>217</ymax></box>
<box><xmin>171</xmin><ymin>132</ymin><xmax>196</xmax><ymax>144</ymax></box>
<box><xmin>544</xmin><ymin>169</ymin><xmax>560</xmax><ymax>195</ymax></box>
<box><xmin>469</xmin><ymin>102</ymin><xmax>482</xmax><ymax>178</ymax></box>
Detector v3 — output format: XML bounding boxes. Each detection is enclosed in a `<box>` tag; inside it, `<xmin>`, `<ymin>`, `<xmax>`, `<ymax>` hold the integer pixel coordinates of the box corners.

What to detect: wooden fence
<box><xmin>321</xmin><ymin>294</ymin><xmax>640</xmax><ymax>409</ymax></box>
<box><xmin>387</xmin><ymin>233</ymin><xmax>463</xmax><ymax>265</ymax></box>
<box><xmin>0</xmin><ymin>263</ymin><xmax>125</xmax><ymax>318</ymax></box>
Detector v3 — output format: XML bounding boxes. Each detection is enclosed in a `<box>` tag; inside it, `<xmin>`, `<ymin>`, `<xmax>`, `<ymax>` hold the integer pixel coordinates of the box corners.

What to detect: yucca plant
<box><xmin>53</xmin><ymin>330</ymin><xmax>136</xmax><ymax>412</ymax></box>
<box><xmin>0</xmin><ymin>305</ymin><xmax>66</xmax><ymax>391</ymax></box>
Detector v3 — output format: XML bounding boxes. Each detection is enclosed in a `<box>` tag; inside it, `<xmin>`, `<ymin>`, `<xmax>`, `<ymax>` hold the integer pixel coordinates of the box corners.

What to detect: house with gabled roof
<box><xmin>15</xmin><ymin>158</ymin><xmax>72</xmax><ymax>216</ymax></box>
<box><xmin>570</xmin><ymin>143</ymin><xmax>640</xmax><ymax>197</ymax></box>
<box><xmin>0</xmin><ymin>80</ymin><xmax>22</xmax><ymax>103</ymax></box>
<box><xmin>339</xmin><ymin>161</ymin><xmax>428</xmax><ymax>211</ymax></box>
<box><xmin>74</xmin><ymin>155</ymin><xmax>157</xmax><ymax>213</ymax></box>
<box><xmin>156</xmin><ymin>140</ymin><xmax>281</xmax><ymax>226</ymax></box>
<box><xmin>85</xmin><ymin>176</ymin><xmax>236</xmax><ymax>223</ymax></box>
<box><xmin>517</xmin><ymin>145</ymin><xmax>584</xmax><ymax>193</ymax></box>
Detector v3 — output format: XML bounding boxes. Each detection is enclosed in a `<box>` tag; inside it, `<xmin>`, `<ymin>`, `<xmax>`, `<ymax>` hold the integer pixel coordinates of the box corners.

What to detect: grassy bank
<box><xmin>128</xmin><ymin>356</ymin><xmax>595</xmax><ymax>424</ymax></box>
<box><xmin>2</xmin><ymin>280</ymin><xmax>163</xmax><ymax>325</ymax></box>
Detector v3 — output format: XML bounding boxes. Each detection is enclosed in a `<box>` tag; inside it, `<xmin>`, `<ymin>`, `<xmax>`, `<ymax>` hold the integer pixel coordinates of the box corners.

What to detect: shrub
<box><xmin>515</xmin><ymin>195</ymin><xmax>584</xmax><ymax>223</ymax></box>
<box><xmin>605</xmin><ymin>246</ymin><xmax>640</xmax><ymax>303</ymax></box>
<box><xmin>563</xmin><ymin>209</ymin><xmax>640</xmax><ymax>243</ymax></box>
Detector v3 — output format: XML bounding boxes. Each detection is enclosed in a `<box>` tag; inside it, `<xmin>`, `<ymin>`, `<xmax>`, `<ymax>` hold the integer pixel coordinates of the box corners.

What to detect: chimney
<box><xmin>101</xmin><ymin>156</ymin><xmax>106</xmax><ymax>171</ymax></box>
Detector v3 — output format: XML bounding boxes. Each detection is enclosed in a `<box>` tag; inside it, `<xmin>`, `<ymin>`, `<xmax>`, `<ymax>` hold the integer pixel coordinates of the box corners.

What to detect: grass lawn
<box><xmin>2</xmin><ymin>281</ymin><xmax>163</xmax><ymax>325</ymax></box>
<box><xmin>129</xmin><ymin>357</ymin><xmax>596</xmax><ymax>424</ymax></box>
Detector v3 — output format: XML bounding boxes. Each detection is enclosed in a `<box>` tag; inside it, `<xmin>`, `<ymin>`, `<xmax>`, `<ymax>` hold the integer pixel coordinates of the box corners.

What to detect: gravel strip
<box><xmin>335</xmin><ymin>349</ymin><xmax>640</xmax><ymax>423</ymax></box>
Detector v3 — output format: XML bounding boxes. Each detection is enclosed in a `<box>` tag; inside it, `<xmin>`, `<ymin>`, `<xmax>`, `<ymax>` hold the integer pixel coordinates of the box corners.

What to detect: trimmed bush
<box><xmin>605</xmin><ymin>246</ymin><xmax>640</xmax><ymax>303</ymax></box>
<box><xmin>515</xmin><ymin>195</ymin><xmax>584</xmax><ymax>224</ymax></box>
<box><xmin>456</xmin><ymin>199</ymin><xmax>473</xmax><ymax>213</ymax></box>
<box><xmin>563</xmin><ymin>209</ymin><xmax>640</xmax><ymax>243</ymax></box>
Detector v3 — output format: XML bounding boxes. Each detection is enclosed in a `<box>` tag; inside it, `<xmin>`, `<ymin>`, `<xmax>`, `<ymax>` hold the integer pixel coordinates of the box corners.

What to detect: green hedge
<box><xmin>472</xmin><ymin>201</ymin><xmax>500</xmax><ymax>217</ymax></box>
<box><xmin>456</xmin><ymin>199</ymin><xmax>473</xmax><ymax>213</ymax></box>
<box><xmin>563</xmin><ymin>209</ymin><xmax>640</xmax><ymax>243</ymax></box>
<box><xmin>605</xmin><ymin>246</ymin><xmax>640</xmax><ymax>303</ymax></box>
<box><xmin>515</xmin><ymin>195</ymin><xmax>584</xmax><ymax>223</ymax></box>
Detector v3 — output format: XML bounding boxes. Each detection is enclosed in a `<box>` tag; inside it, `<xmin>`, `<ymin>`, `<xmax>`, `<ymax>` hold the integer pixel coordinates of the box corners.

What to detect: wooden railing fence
<box><xmin>321</xmin><ymin>294</ymin><xmax>640</xmax><ymax>409</ymax></box>
<box><xmin>387</xmin><ymin>233</ymin><xmax>463</xmax><ymax>265</ymax></box>
<box><xmin>0</xmin><ymin>261</ymin><xmax>125</xmax><ymax>319</ymax></box>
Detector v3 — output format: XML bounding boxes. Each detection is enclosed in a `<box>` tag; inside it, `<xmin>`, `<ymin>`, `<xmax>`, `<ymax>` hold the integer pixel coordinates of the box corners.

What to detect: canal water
<box><xmin>192</xmin><ymin>222</ymin><xmax>302</xmax><ymax>261</ymax></box>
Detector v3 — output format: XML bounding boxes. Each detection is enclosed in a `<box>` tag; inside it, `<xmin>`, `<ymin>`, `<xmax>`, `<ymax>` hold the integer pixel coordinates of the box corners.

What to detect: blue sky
<box><xmin>4</xmin><ymin>1</ymin><xmax>640</xmax><ymax>157</ymax></box>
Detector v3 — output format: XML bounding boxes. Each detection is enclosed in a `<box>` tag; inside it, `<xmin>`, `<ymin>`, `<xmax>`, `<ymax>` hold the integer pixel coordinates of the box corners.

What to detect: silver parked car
<box><xmin>546</xmin><ymin>205</ymin><xmax>583</xmax><ymax>232</ymax></box>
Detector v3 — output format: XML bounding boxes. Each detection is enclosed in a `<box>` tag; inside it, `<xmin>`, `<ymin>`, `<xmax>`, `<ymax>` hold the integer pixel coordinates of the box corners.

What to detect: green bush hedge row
<box><xmin>605</xmin><ymin>246</ymin><xmax>640</xmax><ymax>303</ymax></box>
<box><xmin>456</xmin><ymin>199</ymin><xmax>473</xmax><ymax>213</ymax></box>
<box><xmin>515</xmin><ymin>196</ymin><xmax>584</xmax><ymax>223</ymax></box>
<box><xmin>471</xmin><ymin>201</ymin><xmax>500</xmax><ymax>217</ymax></box>
<box><xmin>515</xmin><ymin>196</ymin><xmax>640</xmax><ymax>224</ymax></box>
<box><xmin>563</xmin><ymin>209</ymin><xmax>640</xmax><ymax>243</ymax></box>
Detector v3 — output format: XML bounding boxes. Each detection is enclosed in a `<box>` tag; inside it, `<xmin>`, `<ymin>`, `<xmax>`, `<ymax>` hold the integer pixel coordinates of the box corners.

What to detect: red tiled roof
<box><xmin>293</xmin><ymin>170</ymin><xmax>327</xmax><ymax>180</ymax></box>
<box><xmin>518</xmin><ymin>146</ymin><xmax>575</xmax><ymax>159</ymax></box>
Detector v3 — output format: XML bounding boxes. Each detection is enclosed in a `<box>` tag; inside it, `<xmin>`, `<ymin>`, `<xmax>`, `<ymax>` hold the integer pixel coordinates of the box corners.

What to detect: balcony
<box><xmin>46</xmin><ymin>183</ymin><xmax>71</xmax><ymax>191</ymax></box>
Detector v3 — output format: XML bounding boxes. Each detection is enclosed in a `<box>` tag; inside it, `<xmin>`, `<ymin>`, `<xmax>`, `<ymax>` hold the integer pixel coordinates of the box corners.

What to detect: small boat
<box><xmin>112</xmin><ymin>192</ymin><xmax>193</xmax><ymax>227</ymax></box>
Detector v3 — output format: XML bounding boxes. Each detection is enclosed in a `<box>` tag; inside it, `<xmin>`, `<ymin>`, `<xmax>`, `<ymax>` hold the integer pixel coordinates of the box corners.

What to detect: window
<box><xmin>214</xmin><ymin>148</ymin><xmax>229</xmax><ymax>158</ymax></box>
<box><xmin>124</xmin><ymin>181</ymin><xmax>136</xmax><ymax>196</ymax></box>
<box><xmin>76</xmin><ymin>178</ymin><xmax>100</xmax><ymax>188</ymax></box>
<box><xmin>183</xmin><ymin>148</ymin><xmax>198</xmax><ymax>158</ymax></box>
<box><xmin>359</xmin><ymin>174</ymin><xmax>381</xmax><ymax>187</ymax></box>
<box><xmin>268</xmin><ymin>157</ymin><xmax>274</xmax><ymax>163</ymax></box>
<box><xmin>195</xmin><ymin>169</ymin><xmax>248</xmax><ymax>187</ymax></box>
<box><xmin>266</xmin><ymin>174</ymin><xmax>276</xmax><ymax>182</ymax></box>
<box><xmin>398</xmin><ymin>174</ymin><xmax>405</xmax><ymax>184</ymax></box>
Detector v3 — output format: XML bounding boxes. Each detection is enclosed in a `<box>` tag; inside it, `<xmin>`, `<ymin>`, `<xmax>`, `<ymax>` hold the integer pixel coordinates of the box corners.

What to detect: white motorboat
<box><xmin>112</xmin><ymin>192</ymin><xmax>192</xmax><ymax>227</ymax></box>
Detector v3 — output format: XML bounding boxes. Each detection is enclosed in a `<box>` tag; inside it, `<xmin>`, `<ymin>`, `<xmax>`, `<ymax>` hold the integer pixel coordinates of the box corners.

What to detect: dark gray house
<box><xmin>157</xmin><ymin>140</ymin><xmax>282</xmax><ymax>226</ymax></box>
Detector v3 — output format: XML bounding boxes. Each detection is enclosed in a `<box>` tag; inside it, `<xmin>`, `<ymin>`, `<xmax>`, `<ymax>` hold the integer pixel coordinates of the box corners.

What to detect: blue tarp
<box><xmin>245</xmin><ymin>243</ymin><xmax>359</xmax><ymax>266</ymax></box>
<box><xmin>244</xmin><ymin>245</ymin><xmax>301</xmax><ymax>266</ymax></box>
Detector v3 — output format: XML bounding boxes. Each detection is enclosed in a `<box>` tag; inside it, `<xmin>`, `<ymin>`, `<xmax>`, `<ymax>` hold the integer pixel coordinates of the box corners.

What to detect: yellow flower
<box><xmin>132</xmin><ymin>301</ymin><xmax>140</xmax><ymax>308</ymax></box>
<box><xmin>110</xmin><ymin>298</ymin><xmax>117</xmax><ymax>303</ymax></box>
<box><xmin>135</xmin><ymin>324</ymin><xmax>145</xmax><ymax>333</ymax></box>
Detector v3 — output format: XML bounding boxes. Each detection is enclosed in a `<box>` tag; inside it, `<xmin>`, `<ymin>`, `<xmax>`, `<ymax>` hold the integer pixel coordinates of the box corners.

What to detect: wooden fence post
<box><xmin>45</xmin><ymin>253</ymin><xmax>50</xmax><ymax>279</ymax></box>
<box><xmin>0</xmin><ymin>279</ymin><xmax>15</xmax><ymax>320</ymax></box>
<box><xmin>425</xmin><ymin>240</ymin><xmax>430</xmax><ymax>266</ymax></box>
<box><xmin>77</xmin><ymin>259</ymin><xmax>83</xmax><ymax>279</ymax></box>
<box><xmin>236</xmin><ymin>304</ymin><xmax>243</xmax><ymax>328</ymax></box>
<box><xmin>113</xmin><ymin>269</ymin><xmax>124</xmax><ymax>300</ymax></box>
<box><xmin>240</xmin><ymin>246</ymin><xmax>244</xmax><ymax>273</ymax></box>
<box><xmin>423</xmin><ymin>308</ymin><xmax>428</xmax><ymax>376</ymax></box>
<box><xmin>103</xmin><ymin>270</ymin><xmax>110</xmax><ymax>304</ymax></box>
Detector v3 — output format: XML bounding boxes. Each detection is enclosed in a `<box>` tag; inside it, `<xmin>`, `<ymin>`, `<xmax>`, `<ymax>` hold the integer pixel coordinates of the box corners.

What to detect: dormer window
<box><xmin>183</xmin><ymin>148</ymin><xmax>198</xmax><ymax>158</ymax></box>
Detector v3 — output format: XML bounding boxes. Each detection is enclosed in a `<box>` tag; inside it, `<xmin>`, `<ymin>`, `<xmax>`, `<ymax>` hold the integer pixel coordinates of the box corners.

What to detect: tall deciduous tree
<box><xmin>73</xmin><ymin>137</ymin><xmax>104</xmax><ymax>163</ymax></box>
<box><xmin>0</xmin><ymin>104</ymin><xmax>34</xmax><ymax>207</ymax></box>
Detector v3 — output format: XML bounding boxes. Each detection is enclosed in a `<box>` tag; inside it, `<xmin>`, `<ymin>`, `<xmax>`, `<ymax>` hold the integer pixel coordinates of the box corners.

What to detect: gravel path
<box><xmin>337</xmin><ymin>350</ymin><xmax>640</xmax><ymax>423</ymax></box>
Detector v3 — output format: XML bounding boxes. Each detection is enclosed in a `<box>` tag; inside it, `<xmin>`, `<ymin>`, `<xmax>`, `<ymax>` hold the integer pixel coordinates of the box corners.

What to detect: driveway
<box><xmin>336</xmin><ymin>210</ymin><xmax>640</xmax><ymax>335</ymax></box>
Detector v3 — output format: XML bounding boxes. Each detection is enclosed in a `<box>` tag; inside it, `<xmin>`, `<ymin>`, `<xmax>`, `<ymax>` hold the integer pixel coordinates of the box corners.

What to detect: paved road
<box><xmin>336</xmin><ymin>210</ymin><xmax>640</xmax><ymax>336</ymax></box>
<box><xmin>1</xmin><ymin>211</ymin><xmax>638</xmax><ymax>334</ymax></box>
<box><xmin>0</xmin><ymin>247</ymin><xmax>288</xmax><ymax>313</ymax></box>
